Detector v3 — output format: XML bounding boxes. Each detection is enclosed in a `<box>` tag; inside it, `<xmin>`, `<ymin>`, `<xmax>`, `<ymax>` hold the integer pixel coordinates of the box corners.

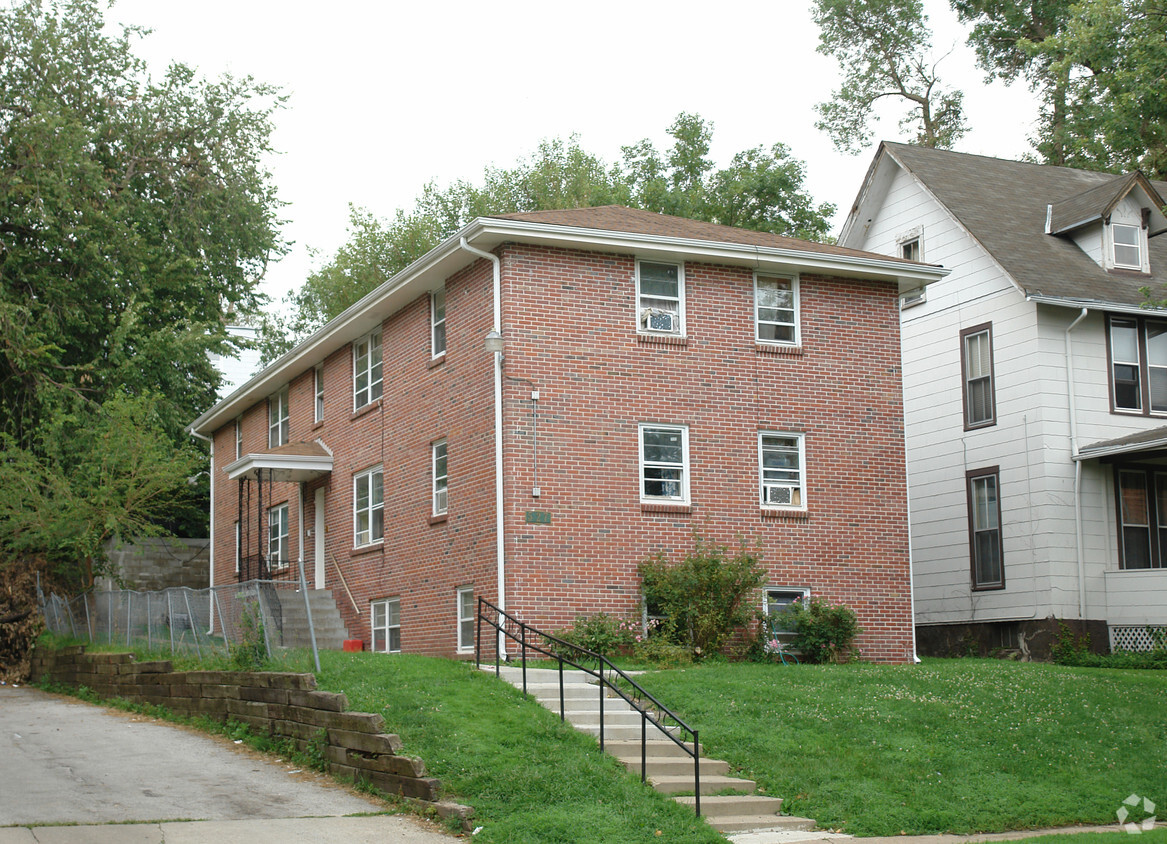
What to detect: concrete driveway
<box><xmin>0</xmin><ymin>685</ymin><xmax>459</xmax><ymax>843</ymax></box>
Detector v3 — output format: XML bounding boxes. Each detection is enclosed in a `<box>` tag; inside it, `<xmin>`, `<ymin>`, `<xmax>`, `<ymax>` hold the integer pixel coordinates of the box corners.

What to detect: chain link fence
<box><xmin>39</xmin><ymin>578</ymin><xmax>321</xmax><ymax>671</ymax></box>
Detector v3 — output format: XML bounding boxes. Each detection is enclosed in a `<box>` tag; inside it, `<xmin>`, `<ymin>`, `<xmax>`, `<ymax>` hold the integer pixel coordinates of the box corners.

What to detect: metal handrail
<box><xmin>328</xmin><ymin>552</ymin><xmax>361</xmax><ymax>615</ymax></box>
<box><xmin>475</xmin><ymin>598</ymin><xmax>701</xmax><ymax>816</ymax></box>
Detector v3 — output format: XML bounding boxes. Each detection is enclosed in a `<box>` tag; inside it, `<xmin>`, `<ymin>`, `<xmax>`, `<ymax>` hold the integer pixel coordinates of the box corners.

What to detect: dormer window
<box><xmin>1112</xmin><ymin>223</ymin><xmax>1143</xmax><ymax>270</ymax></box>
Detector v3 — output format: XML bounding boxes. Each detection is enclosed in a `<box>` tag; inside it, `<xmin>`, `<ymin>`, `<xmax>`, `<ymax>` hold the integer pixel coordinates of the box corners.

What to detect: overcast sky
<box><xmin>107</xmin><ymin>0</ymin><xmax>1041</xmax><ymax>308</ymax></box>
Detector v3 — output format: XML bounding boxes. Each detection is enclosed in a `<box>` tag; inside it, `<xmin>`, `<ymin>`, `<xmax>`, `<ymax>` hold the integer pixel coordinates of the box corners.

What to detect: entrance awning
<box><xmin>224</xmin><ymin>441</ymin><xmax>333</xmax><ymax>482</ymax></box>
<box><xmin>1075</xmin><ymin>425</ymin><xmax>1167</xmax><ymax>462</ymax></box>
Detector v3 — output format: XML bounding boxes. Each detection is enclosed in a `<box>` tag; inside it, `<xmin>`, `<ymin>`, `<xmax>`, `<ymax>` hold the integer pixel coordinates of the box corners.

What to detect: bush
<box><xmin>783</xmin><ymin>597</ymin><xmax>860</xmax><ymax>664</ymax></box>
<box><xmin>638</xmin><ymin>534</ymin><xmax>766</xmax><ymax>658</ymax></box>
<box><xmin>553</xmin><ymin>612</ymin><xmax>639</xmax><ymax>658</ymax></box>
<box><xmin>1051</xmin><ymin>622</ymin><xmax>1167</xmax><ymax>669</ymax></box>
<box><xmin>632</xmin><ymin>635</ymin><xmax>693</xmax><ymax>668</ymax></box>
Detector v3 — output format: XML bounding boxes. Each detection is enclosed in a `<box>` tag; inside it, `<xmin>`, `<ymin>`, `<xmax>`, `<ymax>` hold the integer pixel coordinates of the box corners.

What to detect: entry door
<box><xmin>314</xmin><ymin>488</ymin><xmax>326</xmax><ymax>589</ymax></box>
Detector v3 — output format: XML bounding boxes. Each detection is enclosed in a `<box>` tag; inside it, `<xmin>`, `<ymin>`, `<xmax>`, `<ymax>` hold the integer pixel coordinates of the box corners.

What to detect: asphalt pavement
<box><xmin>0</xmin><ymin>684</ymin><xmax>458</xmax><ymax>843</ymax></box>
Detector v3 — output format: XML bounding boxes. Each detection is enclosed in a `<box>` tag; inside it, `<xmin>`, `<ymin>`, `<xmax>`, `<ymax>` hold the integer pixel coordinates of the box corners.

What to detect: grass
<box><xmin>314</xmin><ymin>651</ymin><xmax>724</xmax><ymax>843</ymax></box>
<box><xmin>639</xmin><ymin>658</ymin><xmax>1167</xmax><ymax>836</ymax></box>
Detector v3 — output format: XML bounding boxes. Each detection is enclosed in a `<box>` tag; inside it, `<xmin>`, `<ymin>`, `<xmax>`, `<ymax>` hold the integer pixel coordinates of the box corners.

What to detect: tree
<box><xmin>0</xmin><ymin>0</ymin><xmax>285</xmax><ymax>451</ymax></box>
<box><xmin>270</xmin><ymin>115</ymin><xmax>835</xmax><ymax>355</ymax></box>
<box><xmin>813</xmin><ymin>0</ymin><xmax>968</xmax><ymax>154</ymax></box>
<box><xmin>953</xmin><ymin>0</ymin><xmax>1167</xmax><ymax>178</ymax></box>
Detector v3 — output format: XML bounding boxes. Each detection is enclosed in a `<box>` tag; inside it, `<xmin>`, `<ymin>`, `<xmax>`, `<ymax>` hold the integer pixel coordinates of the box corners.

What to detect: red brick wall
<box><xmin>212</xmin><ymin>242</ymin><xmax>913</xmax><ymax>663</ymax></box>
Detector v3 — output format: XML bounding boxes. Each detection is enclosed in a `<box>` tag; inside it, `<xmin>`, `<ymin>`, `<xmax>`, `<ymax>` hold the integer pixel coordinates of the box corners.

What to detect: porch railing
<box><xmin>475</xmin><ymin>598</ymin><xmax>701</xmax><ymax>816</ymax></box>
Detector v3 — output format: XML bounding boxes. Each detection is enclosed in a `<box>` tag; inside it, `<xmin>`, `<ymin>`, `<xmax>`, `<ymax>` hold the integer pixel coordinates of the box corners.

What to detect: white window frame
<box><xmin>234</xmin><ymin>521</ymin><xmax>240</xmax><ymax>573</ymax></box>
<box><xmin>268</xmin><ymin>503</ymin><xmax>289</xmax><ymax>569</ymax></box>
<box><xmin>763</xmin><ymin>586</ymin><xmax>810</xmax><ymax>634</ymax></box>
<box><xmin>638</xmin><ymin>423</ymin><xmax>690</xmax><ymax>504</ymax></box>
<box><xmin>636</xmin><ymin>259</ymin><xmax>685</xmax><ymax>336</ymax></box>
<box><xmin>431</xmin><ymin>289</ymin><xmax>447</xmax><ymax>359</ymax></box>
<box><xmin>234</xmin><ymin>417</ymin><xmax>242</xmax><ymax>459</ymax></box>
<box><xmin>754</xmin><ymin>273</ymin><xmax>801</xmax><ymax>346</ymax></box>
<box><xmin>371</xmin><ymin>598</ymin><xmax>401</xmax><ymax>653</ymax></box>
<box><xmin>314</xmin><ymin>364</ymin><xmax>324</xmax><ymax>423</ymax></box>
<box><xmin>759</xmin><ymin>432</ymin><xmax>807</xmax><ymax>511</ymax></box>
<box><xmin>353</xmin><ymin>466</ymin><xmax>384</xmax><ymax>548</ymax></box>
<box><xmin>432</xmin><ymin>439</ymin><xmax>448</xmax><ymax>516</ymax></box>
<box><xmin>268</xmin><ymin>387</ymin><xmax>289</xmax><ymax>448</ymax></box>
<box><xmin>353</xmin><ymin>330</ymin><xmax>383</xmax><ymax>410</ymax></box>
<box><xmin>457</xmin><ymin>586</ymin><xmax>475</xmax><ymax>652</ymax></box>
<box><xmin>1109</xmin><ymin>222</ymin><xmax>1145</xmax><ymax>271</ymax></box>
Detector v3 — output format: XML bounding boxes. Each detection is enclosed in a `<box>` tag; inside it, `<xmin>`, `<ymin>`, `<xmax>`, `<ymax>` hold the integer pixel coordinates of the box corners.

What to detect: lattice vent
<box><xmin>1109</xmin><ymin>625</ymin><xmax>1167</xmax><ymax>652</ymax></box>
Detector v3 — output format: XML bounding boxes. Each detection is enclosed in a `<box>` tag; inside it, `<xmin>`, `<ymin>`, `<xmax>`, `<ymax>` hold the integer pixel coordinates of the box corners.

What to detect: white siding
<box><xmin>1105</xmin><ymin>569</ymin><xmax>1167</xmax><ymax>625</ymax></box>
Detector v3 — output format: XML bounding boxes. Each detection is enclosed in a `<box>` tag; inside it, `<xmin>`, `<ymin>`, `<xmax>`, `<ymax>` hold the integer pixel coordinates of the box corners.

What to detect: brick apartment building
<box><xmin>188</xmin><ymin>206</ymin><xmax>947</xmax><ymax>663</ymax></box>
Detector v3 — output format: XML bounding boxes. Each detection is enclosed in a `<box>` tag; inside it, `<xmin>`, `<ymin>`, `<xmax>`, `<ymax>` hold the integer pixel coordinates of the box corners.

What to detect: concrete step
<box><xmin>651</xmin><ymin>773</ymin><xmax>756</xmax><ymax>795</ymax></box>
<box><xmin>575</xmin><ymin>724</ymin><xmax>679</xmax><ymax>741</ymax></box>
<box><xmin>563</xmin><ymin>710</ymin><xmax>644</xmax><ymax>727</ymax></box>
<box><xmin>675</xmin><ymin>794</ymin><xmax>784</xmax><ymax>818</ymax></box>
<box><xmin>708</xmin><ymin>814</ymin><xmax>818</xmax><ymax>834</ymax></box>
<box><xmin>616</xmin><ymin>755</ymin><xmax>729</xmax><ymax>777</ymax></box>
<box><xmin>604</xmin><ymin>739</ymin><xmax>701</xmax><ymax>758</ymax></box>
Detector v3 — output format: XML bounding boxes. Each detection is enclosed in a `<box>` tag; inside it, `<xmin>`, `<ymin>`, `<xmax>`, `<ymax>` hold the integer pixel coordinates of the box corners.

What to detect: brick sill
<box><xmin>761</xmin><ymin>508</ymin><xmax>809</xmax><ymax>522</ymax></box>
<box><xmin>350</xmin><ymin>542</ymin><xmax>384</xmax><ymax>557</ymax></box>
<box><xmin>637</xmin><ymin>333</ymin><xmax>688</xmax><ymax>348</ymax></box>
<box><xmin>755</xmin><ymin>342</ymin><xmax>803</xmax><ymax>357</ymax></box>
<box><xmin>641</xmin><ymin>502</ymin><xmax>691</xmax><ymax>515</ymax></box>
<box><xmin>351</xmin><ymin>399</ymin><xmax>382</xmax><ymax>421</ymax></box>
<box><xmin>428</xmin><ymin>514</ymin><xmax>448</xmax><ymax>526</ymax></box>
<box><xmin>427</xmin><ymin>354</ymin><xmax>447</xmax><ymax>370</ymax></box>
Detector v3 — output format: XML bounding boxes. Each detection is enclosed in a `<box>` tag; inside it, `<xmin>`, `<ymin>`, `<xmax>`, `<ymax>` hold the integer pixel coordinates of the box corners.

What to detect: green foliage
<box><xmin>1051</xmin><ymin>622</ymin><xmax>1167</xmax><ymax>669</ymax></box>
<box><xmin>554</xmin><ymin>612</ymin><xmax>639</xmax><ymax>658</ymax></box>
<box><xmin>0</xmin><ymin>394</ymin><xmax>203</xmax><ymax>585</ymax></box>
<box><xmin>782</xmin><ymin>597</ymin><xmax>861</xmax><ymax>664</ymax></box>
<box><xmin>638</xmin><ymin>536</ymin><xmax>766</xmax><ymax>658</ymax></box>
<box><xmin>631</xmin><ymin>635</ymin><xmax>693</xmax><ymax>668</ymax></box>
<box><xmin>230</xmin><ymin>599</ymin><xmax>268</xmax><ymax>671</ymax></box>
<box><xmin>813</xmin><ymin>0</ymin><xmax>967</xmax><ymax>153</ymax></box>
<box><xmin>642</xmin><ymin>658</ymin><xmax>1167</xmax><ymax>835</ymax></box>
<box><xmin>268</xmin><ymin>115</ymin><xmax>836</xmax><ymax>356</ymax></box>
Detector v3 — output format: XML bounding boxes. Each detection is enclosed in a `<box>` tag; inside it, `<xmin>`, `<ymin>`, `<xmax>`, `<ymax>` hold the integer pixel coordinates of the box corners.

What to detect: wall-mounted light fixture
<box><xmin>484</xmin><ymin>329</ymin><xmax>504</xmax><ymax>354</ymax></box>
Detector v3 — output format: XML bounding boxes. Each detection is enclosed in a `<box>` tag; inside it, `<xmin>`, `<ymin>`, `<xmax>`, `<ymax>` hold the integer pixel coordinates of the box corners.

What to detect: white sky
<box><xmin>107</xmin><ymin>0</ymin><xmax>1041</xmax><ymax>309</ymax></box>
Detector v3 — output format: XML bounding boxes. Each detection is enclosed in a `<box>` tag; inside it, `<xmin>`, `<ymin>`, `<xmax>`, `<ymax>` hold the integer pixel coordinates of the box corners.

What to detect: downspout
<box><xmin>1064</xmin><ymin>308</ymin><xmax>1089</xmax><ymax>619</ymax></box>
<box><xmin>458</xmin><ymin>237</ymin><xmax>507</xmax><ymax>658</ymax></box>
<box><xmin>188</xmin><ymin>426</ymin><xmax>215</xmax><ymax>633</ymax></box>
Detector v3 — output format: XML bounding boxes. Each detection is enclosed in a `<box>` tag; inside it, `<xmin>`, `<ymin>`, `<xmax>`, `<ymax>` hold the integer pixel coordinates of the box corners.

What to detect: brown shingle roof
<box><xmin>884</xmin><ymin>143</ymin><xmax>1167</xmax><ymax>307</ymax></box>
<box><xmin>488</xmin><ymin>205</ymin><xmax>928</xmax><ymax>266</ymax></box>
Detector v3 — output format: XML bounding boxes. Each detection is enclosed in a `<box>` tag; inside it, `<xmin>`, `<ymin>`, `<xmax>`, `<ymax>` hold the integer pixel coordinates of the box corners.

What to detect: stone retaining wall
<box><xmin>29</xmin><ymin>645</ymin><xmax>472</xmax><ymax>828</ymax></box>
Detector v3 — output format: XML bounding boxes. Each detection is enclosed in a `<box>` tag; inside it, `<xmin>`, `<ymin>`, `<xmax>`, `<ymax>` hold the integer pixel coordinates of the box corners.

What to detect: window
<box><xmin>234</xmin><ymin>521</ymin><xmax>240</xmax><ymax>573</ymax></box>
<box><xmin>639</xmin><ymin>424</ymin><xmax>689</xmax><ymax>503</ymax></box>
<box><xmin>1115</xmin><ymin>468</ymin><xmax>1167</xmax><ymax>569</ymax></box>
<box><xmin>1112</xmin><ymin>223</ymin><xmax>1143</xmax><ymax>270</ymax></box>
<box><xmin>637</xmin><ymin>260</ymin><xmax>683</xmax><ymax>335</ymax></box>
<box><xmin>967</xmin><ymin>468</ymin><xmax>1003</xmax><ymax>589</ymax></box>
<box><xmin>353</xmin><ymin>331</ymin><xmax>383</xmax><ymax>409</ymax></box>
<box><xmin>900</xmin><ymin>287</ymin><xmax>927</xmax><ymax>310</ymax></box>
<box><xmin>900</xmin><ymin>237</ymin><xmax>921</xmax><ymax>262</ymax></box>
<box><xmin>314</xmin><ymin>365</ymin><xmax>324</xmax><ymax>423</ymax></box>
<box><xmin>371</xmin><ymin>598</ymin><xmax>401</xmax><ymax>653</ymax></box>
<box><xmin>234</xmin><ymin>418</ymin><xmax>242</xmax><ymax>459</ymax></box>
<box><xmin>764</xmin><ymin>587</ymin><xmax>810</xmax><ymax>634</ymax></box>
<box><xmin>268</xmin><ymin>387</ymin><xmax>289</xmax><ymax>447</ymax></box>
<box><xmin>755</xmin><ymin>274</ymin><xmax>799</xmax><ymax>345</ymax></box>
<box><xmin>1108</xmin><ymin>315</ymin><xmax>1167</xmax><ymax>415</ymax></box>
<box><xmin>759</xmin><ymin>432</ymin><xmax>806</xmax><ymax>509</ymax></box>
<box><xmin>354</xmin><ymin>466</ymin><xmax>384</xmax><ymax>547</ymax></box>
<box><xmin>432</xmin><ymin>440</ymin><xmax>448</xmax><ymax>516</ymax></box>
<box><xmin>431</xmin><ymin>289</ymin><xmax>446</xmax><ymax>358</ymax></box>
<box><xmin>960</xmin><ymin>324</ymin><xmax>996</xmax><ymax>429</ymax></box>
<box><xmin>268</xmin><ymin>503</ymin><xmax>289</xmax><ymax>569</ymax></box>
<box><xmin>457</xmin><ymin>586</ymin><xmax>475</xmax><ymax>652</ymax></box>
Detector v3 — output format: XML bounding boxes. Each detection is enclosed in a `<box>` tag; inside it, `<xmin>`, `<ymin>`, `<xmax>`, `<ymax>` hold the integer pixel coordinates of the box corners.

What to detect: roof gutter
<box><xmin>458</xmin><ymin>237</ymin><xmax>506</xmax><ymax>658</ymax></box>
<box><xmin>1027</xmin><ymin>294</ymin><xmax>1167</xmax><ymax>318</ymax></box>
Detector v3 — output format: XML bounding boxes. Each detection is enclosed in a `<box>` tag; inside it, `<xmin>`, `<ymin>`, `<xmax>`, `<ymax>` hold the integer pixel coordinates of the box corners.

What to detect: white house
<box><xmin>840</xmin><ymin>143</ymin><xmax>1167</xmax><ymax>656</ymax></box>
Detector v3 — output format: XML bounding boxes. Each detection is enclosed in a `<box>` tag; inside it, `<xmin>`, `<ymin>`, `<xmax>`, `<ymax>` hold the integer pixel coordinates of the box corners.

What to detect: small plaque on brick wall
<box><xmin>524</xmin><ymin>510</ymin><xmax>552</xmax><ymax>524</ymax></box>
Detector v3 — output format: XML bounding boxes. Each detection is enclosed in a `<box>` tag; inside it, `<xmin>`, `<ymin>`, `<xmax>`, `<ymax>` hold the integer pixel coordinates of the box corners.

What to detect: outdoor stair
<box><xmin>489</xmin><ymin>665</ymin><xmax>816</xmax><ymax>837</ymax></box>
<box><xmin>274</xmin><ymin>588</ymin><xmax>350</xmax><ymax>650</ymax></box>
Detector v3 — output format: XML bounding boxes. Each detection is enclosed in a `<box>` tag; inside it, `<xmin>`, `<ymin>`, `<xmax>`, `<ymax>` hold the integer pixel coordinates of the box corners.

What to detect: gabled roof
<box><xmin>841</xmin><ymin>143</ymin><xmax>1167</xmax><ymax>310</ymax></box>
<box><xmin>190</xmin><ymin>207</ymin><xmax>948</xmax><ymax>436</ymax></box>
<box><xmin>1046</xmin><ymin>172</ymin><xmax>1167</xmax><ymax>236</ymax></box>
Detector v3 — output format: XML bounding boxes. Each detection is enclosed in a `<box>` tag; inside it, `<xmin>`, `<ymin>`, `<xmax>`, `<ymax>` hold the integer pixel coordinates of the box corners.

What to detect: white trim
<box><xmin>432</xmin><ymin>439</ymin><xmax>448</xmax><ymax>516</ymax></box>
<box><xmin>314</xmin><ymin>364</ymin><xmax>324</xmax><ymax>424</ymax></box>
<box><xmin>268</xmin><ymin>503</ymin><xmax>289</xmax><ymax>570</ymax></box>
<box><xmin>371</xmin><ymin>597</ymin><xmax>401</xmax><ymax>653</ymax></box>
<box><xmin>1108</xmin><ymin>221</ymin><xmax>1147</xmax><ymax>272</ymax></box>
<box><xmin>636</xmin><ymin>259</ymin><xmax>685</xmax><ymax>336</ymax></box>
<box><xmin>431</xmin><ymin>288</ymin><xmax>447</xmax><ymax>359</ymax></box>
<box><xmin>223</xmin><ymin>452</ymin><xmax>334</xmax><ymax>482</ymax></box>
<box><xmin>754</xmin><ymin>273</ymin><xmax>801</xmax><ymax>347</ymax></box>
<box><xmin>353</xmin><ymin>330</ymin><xmax>383</xmax><ymax>411</ymax></box>
<box><xmin>268</xmin><ymin>387</ymin><xmax>289</xmax><ymax>448</ymax></box>
<box><xmin>234</xmin><ymin>417</ymin><xmax>242</xmax><ymax>459</ymax></box>
<box><xmin>758</xmin><ymin>431</ymin><xmax>807</xmax><ymax>511</ymax></box>
<box><xmin>456</xmin><ymin>586</ymin><xmax>475</xmax><ymax>653</ymax></box>
<box><xmin>638</xmin><ymin>423</ymin><xmax>690</xmax><ymax>504</ymax></box>
<box><xmin>353</xmin><ymin>465</ymin><xmax>384</xmax><ymax>548</ymax></box>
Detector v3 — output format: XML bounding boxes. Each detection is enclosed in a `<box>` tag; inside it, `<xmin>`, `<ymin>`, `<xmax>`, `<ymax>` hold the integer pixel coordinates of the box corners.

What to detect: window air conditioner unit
<box><xmin>641</xmin><ymin>308</ymin><xmax>676</xmax><ymax>332</ymax></box>
<box><xmin>764</xmin><ymin>484</ymin><xmax>794</xmax><ymax>506</ymax></box>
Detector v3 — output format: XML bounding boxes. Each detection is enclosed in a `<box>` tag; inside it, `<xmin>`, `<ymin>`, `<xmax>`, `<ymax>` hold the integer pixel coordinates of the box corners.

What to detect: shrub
<box><xmin>553</xmin><ymin>612</ymin><xmax>639</xmax><ymax>658</ymax></box>
<box><xmin>784</xmin><ymin>597</ymin><xmax>860</xmax><ymax>664</ymax></box>
<box><xmin>638</xmin><ymin>534</ymin><xmax>766</xmax><ymax>658</ymax></box>
<box><xmin>1052</xmin><ymin>622</ymin><xmax>1167</xmax><ymax>669</ymax></box>
<box><xmin>633</xmin><ymin>635</ymin><xmax>693</xmax><ymax>668</ymax></box>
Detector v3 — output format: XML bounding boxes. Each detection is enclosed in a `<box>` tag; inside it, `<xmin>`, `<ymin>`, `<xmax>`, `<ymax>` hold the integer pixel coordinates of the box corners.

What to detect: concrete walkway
<box><xmin>0</xmin><ymin>685</ymin><xmax>456</xmax><ymax>843</ymax></box>
<box><xmin>729</xmin><ymin>825</ymin><xmax>1131</xmax><ymax>844</ymax></box>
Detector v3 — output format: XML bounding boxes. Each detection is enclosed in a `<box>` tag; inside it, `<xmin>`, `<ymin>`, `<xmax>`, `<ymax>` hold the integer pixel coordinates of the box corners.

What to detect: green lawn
<box><xmin>639</xmin><ymin>659</ymin><xmax>1166</xmax><ymax>836</ymax></box>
